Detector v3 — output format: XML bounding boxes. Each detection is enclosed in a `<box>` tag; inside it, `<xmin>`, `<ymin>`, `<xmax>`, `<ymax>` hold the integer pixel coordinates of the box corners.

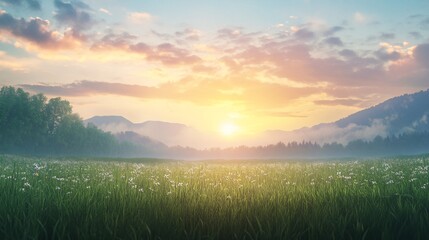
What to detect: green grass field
<box><xmin>0</xmin><ymin>155</ymin><xmax>428</xmax><ymax>239</ymax></box>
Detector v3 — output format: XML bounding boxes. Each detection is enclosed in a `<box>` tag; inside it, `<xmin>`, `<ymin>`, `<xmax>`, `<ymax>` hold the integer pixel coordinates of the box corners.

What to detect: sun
<box><xmin>219</xmin><ymin>122</ymin><xmax>238</xmax><ymax>136</ymax></box>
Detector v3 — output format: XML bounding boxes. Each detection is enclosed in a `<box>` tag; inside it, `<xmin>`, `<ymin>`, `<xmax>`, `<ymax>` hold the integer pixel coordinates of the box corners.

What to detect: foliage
<box><xmin>0</xmin><ymin>86</ymin><xmax>134</xmax><ymax>156</ymax></box>
<box><xmin>178</xmin><ymin>133</ymin><xmax>429</xmax><ymax>159</ymax></box>
<box><xmin>0</xmin><ymin>155</ymin><xmax>428</xmax><ymax>239</ymax></box>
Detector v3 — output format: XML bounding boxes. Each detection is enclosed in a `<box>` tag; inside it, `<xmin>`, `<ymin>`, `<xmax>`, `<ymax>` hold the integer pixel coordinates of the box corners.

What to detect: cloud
<box><xmin>5</xmin><ymin>15</ymin><xmax>427</xmax><ymax>107</ymax></box>
<box><xmin>255</xmin><ymin>120</ymin><xmax>389</xmax><ymax>146</ymax></box>
<box><xmin>150</xmin><ymin>43</ymin><xmax>202</xmax><ymax>65</ymax></box>
<box><xmin>323</xmin><ymin>37</ymin><xmax>344</xmax><ymax>47</ymax></box>
<box><xmin>323</xmin><ymin>86</ymin><xmax>377</xmax><ymax>100</ymax></box>
<box><xmin>151</xmin><ymin>30</ymin><xmax>173</xmax><ymax>41</ymax></box>
<box><xmin>314</xmin><ymin>98</ymin><xmax>362</xmax><ymax>107</ymax></box>
<box><xmin>414</xmin><ymin>43</ymin><xmax>429</xmax><ymax>68</ymax></box>
<box><xmin>293</xmin><ymin>28</ymin><xmax>315</xmax><ymax>40</ymax></box>
<box><xmin>92</xmin><ymin>32</ymin><xmax>202</xmax><ymax>66</ymax></box>
<box><xmin>91</xmin><ymin>32</ymin><xmax>137</xmax><ymax>50</ymax></box>
<box><xmin>135</xmin><ymin>42</ymin><xmax>201</xmax><ymax>65</ymax></box>
<box><xmin>216</xmin><ymin>27</ymin><xmax>261</xmax><ymax>46</ymax></box>
<box><xmin>218</xmin><ymin>28</ymin><xmax>241</xmax><ymax>38</ymax></box>
<box><xmin>21</xmin><ymin>81</ymin><xmax>152</xmax><ymax>97</ymax></box>
<box><xmin>175</xmin><ymin>28</ymin><xmax>202</xmax><ymax>41</ymax></box>
<box><xmin>225</xmin><ymin>39</ymin><xmax>382</xmax><ymax>87</ymax></box>
<box><xmin>0</xmin><ymin>50</ymin><xmax>32</xmax><ymax>71</ymax></box>
<box><xmin>298</xmin><ymin>120</ymin><xmax>388</xmax><ymax>145</ymax></box>
<box><xmin>323</xmin><ymin>26</ymin><xmax>344</xmax><ymax>36</ymax></box>
<box><xmin>354</xmin><ymin>12</ymin><xmax>368</xmax><ymax>24</ymax></box>
<box><xmin>128</xmin><ymin>42</ymin><xmax>151</xmax><ymax>52</ymax></box>
<box><xmin>54</xmin><ymin>0</ymin><xmax>95</xmax><ymax>31</ymax></box>
<box><xmin>192</xmin><ymin>64</ymin><xmax>218</xmax><ymax>73</ymax></box>
<box><xmin>99</xmin><ymin>8</ymin><xmax>111</xmax><ymax>16</ymax></box>
<box><xmin>20</xmin><ymin>78</ymin><xmax>317</xmax><ymax>109</ymax></box>
<box><xmin>216</xmin><ymin>25</ymin><xmax>427</xmax><ymax>93</ymax></box>
<box><xmin>0</xmin><ymin>11</ymin><xmax>79</xmax><ymax>49</ymax></box>
<box><xmin>407</xmin><ymin>14</ymin><xmax>429</xmax><ymax>29</ymax></box>
<box><xmin>379</xmin><ymin>32</ymin><xmax>395</xmax><ymax>40</ymax></box>
<box><xmin>409</xmin><ymin>31</ymin><xmax>422</xmax><ymax>39</ymax></box>
<box><xmin>339</xmin><ymin>49</ymin><xmax>357</xmax><ymax>59</ymax></box>
<box><xmin>374</xmin><ymin>48</ymin><xmax>401</xmax><ymax>62</ymax></box>
<box><xmin>259</xmin><ymin>111</ymin><xmax>307</xmax><ymax>118</ymax></box>
<box><xmin>128</xmin><ymin>12</ymin><xmax>152</xmax><ymax>23</ymax></box>
<box><xmin>0</xmin><ymin>0</ymin><xmax>41</xmax><ymax>10</ymax></box>
<box><xmin>218</xmin><ymin>28</ymin><xmax>242</xmax><ymax>39</ymax></box>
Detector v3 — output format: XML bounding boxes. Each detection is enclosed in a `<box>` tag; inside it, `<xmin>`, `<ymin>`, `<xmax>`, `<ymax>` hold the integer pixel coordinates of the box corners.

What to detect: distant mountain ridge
<box><xmin>84</xmin><ymin>116</ymin><xmax>133</xmax><ymax>127</ymax></box>
<box><xmin>84</xmin><ymin>116</ymin><xmax>201</xmax><ymax>147</ymax></box>
<box><xmin>84</xmin><ymin>116</ymin><xmax>189</xmax><ymax>133</ymax></box>
<box><xmin>85</xmin><ymin>89</ymin><xmax>429</xmax><ymax>148</ymax></box>
<box><xmin>265</xmin><ymin>89</ymin><xmax>429</xmax><ymax>145</ymax></box>
<box><xmin>335</xmin><ymin>90</ymin><xmax>429</xmax><ymax>133</ymax></box>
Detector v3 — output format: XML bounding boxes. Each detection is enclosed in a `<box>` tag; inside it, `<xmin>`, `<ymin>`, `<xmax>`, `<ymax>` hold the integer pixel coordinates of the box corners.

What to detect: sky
<box><xmin>1</xmin><ymin>0</ymin><xmax>429</xmax><ymax>139</ymax></box>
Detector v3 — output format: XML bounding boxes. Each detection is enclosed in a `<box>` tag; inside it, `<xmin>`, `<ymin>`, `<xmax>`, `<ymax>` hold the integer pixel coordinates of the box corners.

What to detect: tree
<box><xmin>0</xmin><ymin>86</ymin><xmax>134</xmax><ymax>157</ymax></box>
<box><xmin>0</xmin><ymin>87</ymin><xmax>32</xmax><ymax>151</ymax></box>
<box><xmin>45</xmin><ymin>97</ymin><xmax>72</xmax><ymax>135</ymax></box>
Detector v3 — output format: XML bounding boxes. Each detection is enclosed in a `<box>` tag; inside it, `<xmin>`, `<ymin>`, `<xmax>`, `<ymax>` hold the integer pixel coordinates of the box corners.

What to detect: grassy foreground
<box><xmin>0</xmin><ymin>155</ymin><xmax>428</xmax><ymax>239</ymax></box>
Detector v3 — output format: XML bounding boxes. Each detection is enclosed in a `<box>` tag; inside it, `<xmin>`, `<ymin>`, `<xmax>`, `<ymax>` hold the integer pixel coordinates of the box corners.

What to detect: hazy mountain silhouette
<box><xmin>261</xmin><ymin>89</ymin><xmax>429</xmax><ymax>145</ymax></box>
<box><xmin>85</xmin><ymin>89</ymin><xmax>429</xmax><ymax>148</ymax></box>
<box><xmin>335</xmin><ymin>90</ymin><xmax>429</xmax><ymax>133</ymax></box>
<box><xmin>84</xmin><ymin>116</ymin><xmax>189</xmax><ymax>134</ymax></box>
<box><xmin>84</xmin><ymin>116</ymin><xmax>133</xmax><ymax>128</ymax></box>
<box><xmin>84</xmin><ymin>116</ymin><xmax>204</xmax><ymax>147</ymax></box>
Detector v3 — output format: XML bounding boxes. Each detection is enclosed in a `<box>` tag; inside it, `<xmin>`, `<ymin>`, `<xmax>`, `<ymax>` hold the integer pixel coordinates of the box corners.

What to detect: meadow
<box><xmin>0</xmin><ymin>155</ymin><xmax>428</xmax><ymax>240</ymax></box>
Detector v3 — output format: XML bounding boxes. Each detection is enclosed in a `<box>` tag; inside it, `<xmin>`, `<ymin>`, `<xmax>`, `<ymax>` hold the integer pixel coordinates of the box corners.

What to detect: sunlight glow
<box><xmin>219</xmin><ymin>122</ymin><xmax>238</xmax><ymax>136</ymax></box>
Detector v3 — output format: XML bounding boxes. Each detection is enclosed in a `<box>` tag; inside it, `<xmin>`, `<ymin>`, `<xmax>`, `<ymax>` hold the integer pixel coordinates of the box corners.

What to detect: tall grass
<box><xmin>0</xmin><ymin>155</ymin><xmax>428</xmax><ymax>239</ymax></box>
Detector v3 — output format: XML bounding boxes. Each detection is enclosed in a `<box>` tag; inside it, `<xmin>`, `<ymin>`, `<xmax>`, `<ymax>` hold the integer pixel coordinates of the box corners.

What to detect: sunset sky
<box><xmin>1</xmin><ymin>0</ymin><xmax>429</xmax><ymax>137</ymax></box>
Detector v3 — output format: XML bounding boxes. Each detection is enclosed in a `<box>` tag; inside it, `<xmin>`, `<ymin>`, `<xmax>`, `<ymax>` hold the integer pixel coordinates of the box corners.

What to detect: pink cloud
<box><xmin>0</xmin><ymin>11</ymin><xmax>81</xmax><ymax>49</ymax></box>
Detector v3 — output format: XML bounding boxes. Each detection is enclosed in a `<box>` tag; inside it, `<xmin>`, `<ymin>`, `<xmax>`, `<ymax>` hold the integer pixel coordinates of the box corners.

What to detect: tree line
<box><xmin>180</xmin><ymin>133</ymin><xmax>429</xmax><ymax>159</ymax></box>
<box><xmin>0</xmin><ymin>86</ymin><xmax>135</xmax><ymax>156</ymax></box>
<box><xmin>1</xmin><ymin>86</ymin><xmax>429</xmax><ymax>159</ymax></box>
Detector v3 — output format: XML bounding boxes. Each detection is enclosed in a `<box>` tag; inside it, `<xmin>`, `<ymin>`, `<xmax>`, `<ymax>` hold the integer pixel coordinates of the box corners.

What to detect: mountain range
<box><xmin>83</xmin><ymin>116</ymin><xmax>207</xmax><ymax>147</ymax></box>
<box><xmin>84</xmin><ymin>89</ymin><xmax>429</xmax><ymax>149</ymax></box>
